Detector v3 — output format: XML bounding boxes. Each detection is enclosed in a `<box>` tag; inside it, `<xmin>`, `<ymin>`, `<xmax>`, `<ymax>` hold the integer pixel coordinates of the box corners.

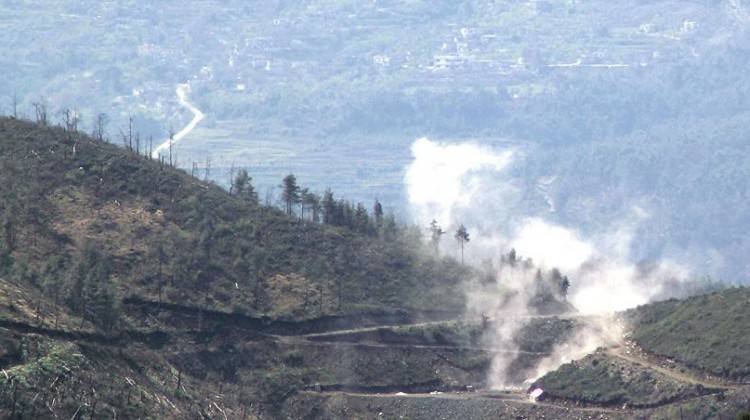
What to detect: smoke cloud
<box><xmin>404</xmin><ymin>137</ymin><xmax>690</xmax><ymax>389</ymax></box>
<box><xmin>404</xmin><ymin>137</ymin><xmax>514</xmax><ymax>225</ymax></box>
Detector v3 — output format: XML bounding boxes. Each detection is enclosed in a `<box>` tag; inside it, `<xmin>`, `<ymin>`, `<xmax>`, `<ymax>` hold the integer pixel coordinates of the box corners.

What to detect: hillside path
<box><xmin>152</xmin><ymin>83</ymin><xmax>204</xmax><ymax>159</ymax></box>
<box><xmin>301</xmin><ymin>390</ymin><xmax>620</xmax><ymax>414</ymax></box>
<box><xmin>606</xmin><ymin>343</ymin><xmax>742</xmax><ymax>390</ymax></box>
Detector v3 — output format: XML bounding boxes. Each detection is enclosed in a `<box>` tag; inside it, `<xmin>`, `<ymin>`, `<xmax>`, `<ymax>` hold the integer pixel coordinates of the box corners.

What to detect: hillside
<box><xmin>627</xmin><ymin>287</ymin><xmax>750</xmax><ymax>381</ymax></box>
<box><xmin>2</xmin><ymin>119</ymin><xmax>749</xmax><ymax>419</ymax></box>
<box><xmin>4</xmin><ymin>0</ymin><xmax>750</xmax><ymax>417</ymax></box>
<box><xmin>0</xmin><ymin>117</ymin><xmax>466</xmax><ymax>319</ymax></box>
<box><xmin>0</xmin><ymin>118</ymin><xmax>605</xmax><ymax>419</ymax></box>
<box><xmin>0</xmin><ymin>118</ymin><xmax>476</xmax><ymax>418</ymax></box>
<box><xmin>534</xmin><ymin>286</ymin><xmax>750</xmax><ymax>419</ymax></box>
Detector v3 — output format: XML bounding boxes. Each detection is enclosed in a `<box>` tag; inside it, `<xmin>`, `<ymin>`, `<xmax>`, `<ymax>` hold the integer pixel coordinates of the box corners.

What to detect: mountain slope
<box><xmin>2</xmin><ymin>119</ymin><xmax>749</xmax><ymax>419</ymax></box>
<box><xmin>0</xmin><ymin>117</ymin><xmax>466</xmax><ymax>320</ymax></box>
<box><xmin>627</xmin><ymin>287</ymin><xmax>750</xmax><ymax>381</ymax></box>
<box><xmin>533</xmin><ymin>286</ymin><xmax>750</xmax><ymax>418</ymax></box>
<box><xmin>0</xmin><ymin>118</ymin><xmax>473</xmax><ymax>418</ymax></box>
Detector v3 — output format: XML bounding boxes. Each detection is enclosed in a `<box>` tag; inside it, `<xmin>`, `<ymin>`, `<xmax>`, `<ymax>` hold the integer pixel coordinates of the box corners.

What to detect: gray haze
<box><xmin>2</xmin><ymin>0</ymin><xmax>749</xmax><ymax>281</ymax></box>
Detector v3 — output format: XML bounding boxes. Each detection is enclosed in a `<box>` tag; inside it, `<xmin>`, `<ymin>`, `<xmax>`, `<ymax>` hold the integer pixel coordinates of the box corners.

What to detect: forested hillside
<box><xmin>3</xmin><ymin>1</ymin><xmax>750</xmax><ymax>418</ymax></box>
<box><xmin>0</xmin><ymin>117</ymin><xmax>466</xmax><ymax>321</ymax></box>
<box><xmin>0</xmin><ymin>117</ymin><xmax>478</xmax><ymax>417</ymax></box>
<box><xmin>1</xmin><ymin>117</ymin><xmax>748</xmax><ymax>419</ymax></box>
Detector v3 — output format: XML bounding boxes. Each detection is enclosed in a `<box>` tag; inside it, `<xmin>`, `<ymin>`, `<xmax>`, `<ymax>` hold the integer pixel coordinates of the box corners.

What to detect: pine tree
<box><xmin>508</xmin><ymin>248</ymin><xmax>517</xmax><ymax>267</ymax></box>
<box><xmin>152</xmin><ymin>237</ymin><xmax>169</xmax><ymax>302</ymax></box>
<box><xmin>42</xmin><ymin>256</ymin><xmax>66</xmax><ymax>327</ymax></box>
<box><xmin>454</xmin><ymin>224</ymin><xmax>470</xmax><ymax>264</ymax></box>
<box><xmin>281</xmin><ymin>174</ymin><xmax>301</xmax><ymax>216</ymax></box>
<box><xmin>299</xmin><ymin>188</ymin><xmax>310</xmax><ymax>219</ymax></box>
<box><xmin>560</xmin><ymin>276</ymin><xmax>571</xmax><ymax>300</ymax></box>
<box><xmin>90</xmin><ymin>267</ymin><xmax>120</xmax><ymax>332</ymax></box>
<box><xmin>322</xmin><ymin>189</ymin><xmax>336</xmax><ymax>225</ymax></box>
<box><xmin>354</xmin><ymin>203</ymin><xmax>370</xmax><ymax>234</ymax></box>
<box><xmin>309</xmin><ymin>193</ymin><xmax>322</xmax><ymax>223</ymax></box>
<box><xmin>429</xmin><ymin>219</ymin><xmax>445</xmax><ymax>253</ymax></box>
<box><xmin>373</xmin><ymin>200</ymin><xmax>384</xmax><ymax>231</ymax></box>
<box><xmin>301</xmin><ymin>189</ymin><xmax>320</xmax><ymax>221</ymax></box>
<box><xmin>65</xmin><ymin>242</ymin><xmax>119</xmax><ymax>331</ymax></box>
<box><xmin>382</xmin><ymin>213</ymin><xmax>398</xmax><ymax>240</ymax></box>
<box><xmin>233</xmin><ymin>169</ymin><xmax>258</xmax><ymax>206</ymax></box>
<box><xmin>1</xmin><ymin>212</ymin><xmax>15</xmax><ymax>253</ymax></box>
<box><xmin>339</xmin><ymin>200</ymin><xmax>352</xmax><ymax>227</ymax></box>
<box><xmin>549</xmin><ymin>268</ymin><xmax>571</xmax><ymax>300</ymax></box>
<box><xmin>198</xmin><ymin>216</ymin><xmax>216</xmax><ymax>261</ymax></box>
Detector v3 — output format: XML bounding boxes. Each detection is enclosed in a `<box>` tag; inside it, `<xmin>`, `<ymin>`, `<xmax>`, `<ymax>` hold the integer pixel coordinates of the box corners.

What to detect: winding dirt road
<box><xmin>152</xmin><ymin>83</ymin><xmax>204</xmax><ymax>160</ymax></box>
<box><xmin>303</xmin><ymin>389</ymin><xmax>619</xmax><ymax>413</ymax></box>
<box><xmin>606</xmin><ymin>343</ymin><xmax>743</xmax><ymax>390</ymax></box>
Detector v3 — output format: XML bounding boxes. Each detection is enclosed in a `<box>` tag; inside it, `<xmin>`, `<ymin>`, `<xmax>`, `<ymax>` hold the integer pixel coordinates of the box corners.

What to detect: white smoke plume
<box><xmin>404</xmin><ymin>137</ymin><xmax>690</xmax><ymax>389</ymax></box>
<box><xmin>404</xmin><ymin>137</ymin><xmax>514</xmax><ymax>226</ymax></box>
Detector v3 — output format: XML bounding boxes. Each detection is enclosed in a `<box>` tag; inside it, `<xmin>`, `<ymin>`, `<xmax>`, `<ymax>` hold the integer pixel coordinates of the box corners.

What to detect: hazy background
<box><xmin>2</xmin><ymin>0</ymin><xmax>749</xmax><ymax>281</ymax></box>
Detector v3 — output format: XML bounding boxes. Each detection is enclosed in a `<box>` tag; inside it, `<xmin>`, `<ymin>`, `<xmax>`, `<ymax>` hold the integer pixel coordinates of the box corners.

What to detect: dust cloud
<box><xmin>404</xmin><ymin>137</ymin><xmax>689</xmax><ymax>388</ymax></box>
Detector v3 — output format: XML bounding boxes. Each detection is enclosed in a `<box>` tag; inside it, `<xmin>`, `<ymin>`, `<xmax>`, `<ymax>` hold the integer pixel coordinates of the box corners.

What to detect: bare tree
<box><xmin>204</xmin><ymin>157</ymin><xmax>211</xmax><ymax>180</ymax></box>
<box><xmin>32</xmin><ymin>101</ymin><xmax>48</xmax><ymax>126</ymax></box>
<box><xmin>265</xmin><ymin>187</ymin><xmax>275</xmax><ymax>206</ymax></box>
<box><xmin>127</xmin><ymin>116</ymin><xmax>133</xmax><ymax>150</ymax></box>
<box><xmin>168</xmin><ymin>125</ymin><xmax>175</xmax><ymax>166</ymax></box>
<box><xmin>61</xmin><ymin>108</ymin><xmax>71</xmax><ymax>130</ymax></box>
<box><xmin>119</xmin><ymin>129</ymin><xmax>127</xmax><ymax>148</ymax></box>
<box><xmin>119</xmin><ymin>116</ymin><xmax>134</xmax><ymax>150</ymax></box>
<box><xmin>60</xmin><ymin>108</ymin><xmax>82</xmax><ymax>157</ymax></box>
<box><xmin>92</xmin><ymin>113</ymin><xmax>108</xmax><ymax>142</ymax></box>
<box><xmin>11</xmin><ymin>93</ymin><xmax>18</xmax><ymax>119</ymax></box>
<box><xmin>61</xmin><ymin>108</ymin><xmax>79</xmax><ymax>132</ymax></box>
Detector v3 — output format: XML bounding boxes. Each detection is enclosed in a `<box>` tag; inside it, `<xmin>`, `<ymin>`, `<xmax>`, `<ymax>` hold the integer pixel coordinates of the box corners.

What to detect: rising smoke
<box><xmin>404</xmin><ymin>137</ymin><xmax>690</xmax><ymax>389</ymax></box>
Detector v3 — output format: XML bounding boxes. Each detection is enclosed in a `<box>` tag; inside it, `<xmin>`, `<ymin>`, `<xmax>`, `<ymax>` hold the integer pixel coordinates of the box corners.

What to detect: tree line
<box><xmin>234</xmin><ymin>170</ymin><xmax>476</xmax><ymax>266</ymax></box>
<box><xmin>230</xmin><ymin>171</ymin><xmax>401</xmax><ymax>239</ymax></box>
